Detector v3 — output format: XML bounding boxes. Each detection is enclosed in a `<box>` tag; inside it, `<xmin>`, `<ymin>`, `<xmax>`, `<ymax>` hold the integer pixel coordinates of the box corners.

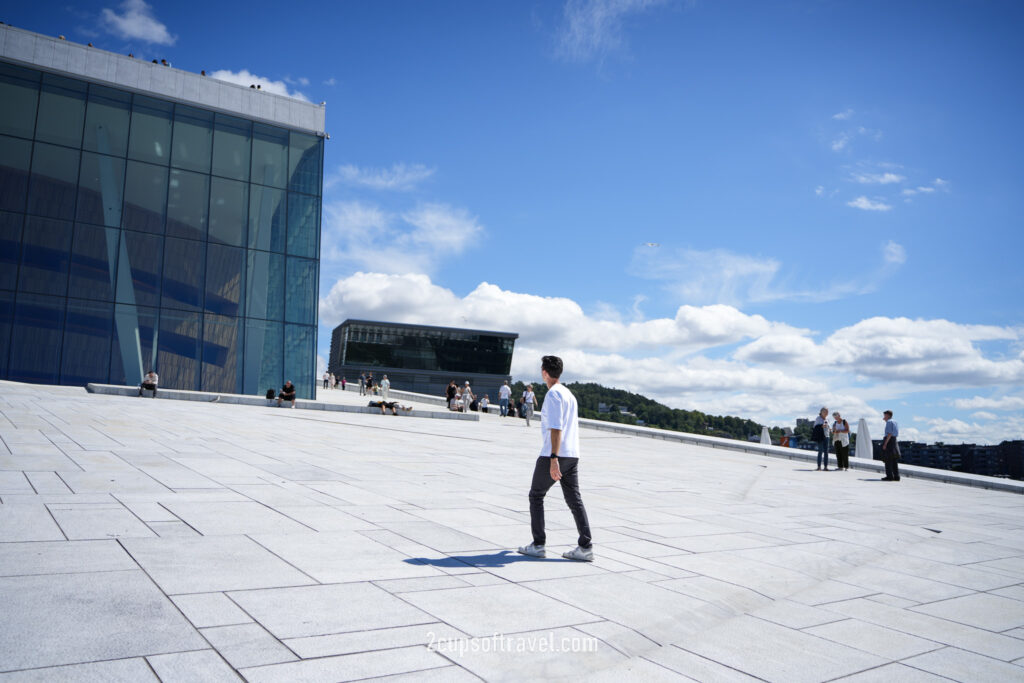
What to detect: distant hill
<box><xmin>508</xmin><ymin>381</ymin><xmax>767</xmax><ymax>442</ymax></box>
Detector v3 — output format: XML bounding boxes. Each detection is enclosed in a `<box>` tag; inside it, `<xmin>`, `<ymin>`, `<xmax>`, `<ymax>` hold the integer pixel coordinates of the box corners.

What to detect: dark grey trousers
<box><xmin>529</xmin><ymin>456</ymin><xmax>592</xmax><ymax>549</ymax></box>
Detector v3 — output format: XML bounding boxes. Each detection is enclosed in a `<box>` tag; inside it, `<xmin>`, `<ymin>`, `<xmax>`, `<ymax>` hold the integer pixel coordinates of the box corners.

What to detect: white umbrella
<box><xmin>855</xmin><ymin>418</ymin><xmax>873</xmax><ymax>459</ymax></box>
<box><xmin>760</xmin><ymin>426</ymin><xmax>771</xmax><ymax>445</ymax></box>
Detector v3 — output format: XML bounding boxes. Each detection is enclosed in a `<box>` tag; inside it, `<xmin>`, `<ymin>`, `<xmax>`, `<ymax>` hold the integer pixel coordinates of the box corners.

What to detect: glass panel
<box><xmin>288</xmin><ymin>132</ymin><xmax>322</xmax><ymax>195</ymax></box>
<box><xmin>287</xmin><ymin>193</ymin><xmax>319</xmax><ymax>258</ymax></box>
<box><xmin>122</xmin><ymin>160</ymin><xmax>167</xmax><ymax>234</ymax></box>
<box><xmin>212</xmin><ymin>114</ymin><xmax>251</xmax><ymax>181</ymax></box>
<box><xmin>285</xmin><ymin>256</ymin><xmax>316</xmax><ymax>324</ymax></box>
<box><xmin>0</xmin><ymin>62</ymin><xmax>40</xmax><ymax>139</ymax></box>
<box><xmin>68</xmin><ymin>223</ymin><xmax>119</xmax><ymax>301</ymax></box>
<box><xmin>0</xmin><ymin>211</ymin><xmax>23</xmax><ymax>290</ymax></box>
<box><xmin>245</xmin><ymin>250</ymin><xmax>284</xmax><ymax>320</ymax></box>
<box><xmin>61</xmin><ymin>298</ymin><xmax>113</xmax><ymax>385</ymax></box>
<box><xmin>202</xmin><ymin>313</ymin><xmax>242</xmax><ymax>393</ymax></box>
<box><xmin>82</xmin><ymin>85</ymin><xmax>130</xmax><ymax>158</ymax></box>
<box><xmin>115</xmin><ymin>230</ymin><xmax>162</xmax><ymax>308</ymax></box>
<box><xmin>248</xmin><ymin>185</ymin><xmax>285</xmax><ymax>252</ymax></box>
<box><xmin>35</xmin><ymin>74</ymin><xmax>87</xmax><ymax>148</ymax></box>
<box><xmin>284</xmin><ymin>324</ymin><xmax>315</xmax><ymax>399</ymax></box>
<box><xmin>27</xmin><ymin>143</ymin><xmax>80</xmax><ymax>220</ymax></box>
<box><xmin>166</xmin><ymin>169</ymin><xmax>209</xmax><ymax>240</ymax></box>
<box><xmin>171</xmin><ymin>105</ymin><xmax>212</xmax><ymax>173</ymax></box>
<box><xmin>208</xmin><ymin>177</ymin><xmax>247</xmax><ymax>246</ymax></box>
<box><xmin>158</xmin><ymin>308</ymin><xmax>201</xmax><ymax>390</ymax></box>
<box><xmin>243</xmin><ymin>318</ymin><xmax>282</xmax><ymax>395</ymax></box>
<box><xmin>0</xmin><ymin>134</ymin><xmax>31</xmax><ymax>213</ymax></box>
<box><xmin>18</xmin><ymin>217</ymin><xmax>72</xmax><ymax>296</ymax></box>
<box><xmin>128</xmin><ymin>95</ymin><xmax>172</xmax><ymax>165</ymax></box>
<box><xmin>76</xmin><ymin>152</ymin><xmax>125</xmax><ymax>228</ymax></box>
<box><xmin>161</xmin><ymin>236</ymin><xmax>204</xmax><ymax>311</ymax></box>
<box><xmin>0</xmin><ymin>290</ymin><xmax>11</xmax><ymax>379</ymax></box>
<box><xmin>251</xmin><ymin>123</ymin><xmax>288</xmax><ymax>188</ymax></box>
<box><xmin>205</xmin><ymin>244</ymin><xmax>243</xmax><ymax>316</ymax></box>
<box><xmin>109</xmin><ymin>303</ymin><xmax>158</xmax><ymax>387</ymax></box>
<box><xmin>9</xmin><ymin>292</ymin><xmax>64</xmax><ymax>384</ymax></box>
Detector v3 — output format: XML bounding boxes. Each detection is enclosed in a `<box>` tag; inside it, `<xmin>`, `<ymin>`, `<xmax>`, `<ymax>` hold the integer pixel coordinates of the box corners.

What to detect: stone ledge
<box><xmin>85</xmin><ymin>384</ymin><xmax>478</xmax><ymax>421</ymax></box>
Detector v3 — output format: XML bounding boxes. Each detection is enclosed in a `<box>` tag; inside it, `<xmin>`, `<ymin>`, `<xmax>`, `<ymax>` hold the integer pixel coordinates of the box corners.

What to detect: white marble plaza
<box><xmin>1</xmin><ymin>380</ymin><xmax>1022</xmax><ymax>681</ymax></box>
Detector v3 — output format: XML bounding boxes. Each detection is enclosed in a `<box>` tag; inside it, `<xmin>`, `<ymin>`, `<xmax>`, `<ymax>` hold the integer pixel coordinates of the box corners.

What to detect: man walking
<box><xmin>881</xmin><ymin>410</ymin><xmax>901</xmax><ymax>481</ymax></box>
<box><xmin>518</xmin><ymin>356</ymin><xmax>593</xmax><ymax>562</ymax></box>
<box><xmin>498</xmin><ymin>381</ymin><xmax>511</xmax><ymax>417</ymax></box>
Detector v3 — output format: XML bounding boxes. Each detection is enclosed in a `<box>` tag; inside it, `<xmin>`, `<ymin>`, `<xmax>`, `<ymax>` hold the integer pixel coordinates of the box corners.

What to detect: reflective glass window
<box><xmin>9</xmin><ymin>292</ymin><xmax>64</xmax><ymax>384</ymax></box>
<box><xmin>287</xmin><ymin>192</ymin><xmax>319</xmax><ymax>258</ymax></box>
<box><xmin>0</xmin><ymin>211</ymin><xmax>23</xmax><ymax>291</ymax></box>
<box><xmin>128</xmin><ymin>96</ymin><xmax>172</xmax><ymax>165</ymax></box>
<box><xmin>0</xmin><ymin>134</ymin><xmax>31</xmax><ymax>213</ymax></box>
<box><xmin>18</xmin><ymin>217</ymin><xmax>72</xmax><ymax>296</ymax></box>
<box><xmin>115</xmin><ymin>230</ymin><xmax>162</xmax><ymax>308</ymax></box>
<box><xmin>166</xmin><ymin>169</ymin><xmax>209</xmax><ymax>240</ymax></box>
<box><xmin>212</xmin><ymin>114</ymin><xmax>251</xmax><ymax>181</ymax></box>
<box><xmin>161</xmin><ymin>236</ymin><xmax>204</xmax><ymax>311</ymax></box>
<box><xmin>61</xmin><ymin>298</ymin><xmax>113</xmax><ymax>386</ymax></box>
<box><xmin>0</xmin><ymin>290</ymin><xmax>11</xmax><ymax>379</ymax></box>
<box><xmin>35</xmin><ymin>74</ymin><xmax>86</xmax><ymax>148</ymax></box>
<box><xmin>251</xmin><ymin>123</ymin><xmax>288</xmax><ymax>188</ymax></box>
<box><xmin>122</xmin><ymin>160</ymin><xmax>167</xmax><ymax>234</ymax></box>
<box><xmin>27</xmin><ymin>143</ymin><xmax>80</xmax><ymax>221</ymax></box>
<box><xmin>82</xmin><ymin>85</ymin><xmax>130</xmax><ymax>158</ymax></box>
<box><xmin>171</xmin><ymin>105</ymin><xmax>212</xmax><ymax>173</ymax></box>
<box><xmin>248</xmin><ymin>185</ymin><xmax>285</xmax><ymax>252</ymax></box>
<box><xmin>205</xmin><ymin>244</ymin><xmax>243</xmax><ymax>316</ymax></box>
<box><xmin>208</xmin><ymin>177</ymin><xmax>247</xmax><ymax>246</ymax></box>
<box><xmin>109</xmin><ymin>303</ymin><xmax>158</xmax><ymax>387</ymax></box>
<box><xmin>69</xmin><ymin>223</ymin><xmax>119</xmax><ymax>302</ymax></box>
<box><xmin>202</xmin><ymin>313</ymin><xmax>242</xmax><ymax>393</ymax></box>
<box><xmin>243</xmin><ymin>319</ymin><xmax>282</xmax><ymax>395</ymax></box>
<box><xmin>285</xmin><ymin>256</ymin><xmax>316</xmax><ymax>324</ymax></box>
<box><xmin>288</xmin><ymin>132</ymin><xmax>322</xmax><ymax>195</ymax></box>
<box><xmin>284</xmin><ymin>324</ymin><xmax>315</xmax><ymax>398</ymax></box>
<box><xmin>245</xmin><ymin>250</ymin><xmax>284</xmax><ymax>320</ymax></box>
<box><xmin>157</xmin><ymin>308</ymin><xmax>201</xmax><ymax>390</ymax></box>
<box><xmin>0</xmin><ymin>62</ymin><xmax>40</xmax><ymax>139</ymax></box>
<box><xmin>76</xmin><ymin>152</ymin><xmax>125</xmax><ymax>228</ymax></box>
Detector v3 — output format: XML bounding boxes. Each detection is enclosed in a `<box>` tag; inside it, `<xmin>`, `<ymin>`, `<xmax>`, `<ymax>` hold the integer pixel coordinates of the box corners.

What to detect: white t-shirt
<box><xmin>539</xmin><ymin>383</ymin><xmax>580</xmax><ymax>459</ymax></box>
<box><xmin>498</xmin><ymin>384</ymin><xmax>511</xmax><ymax>400</ymax></box>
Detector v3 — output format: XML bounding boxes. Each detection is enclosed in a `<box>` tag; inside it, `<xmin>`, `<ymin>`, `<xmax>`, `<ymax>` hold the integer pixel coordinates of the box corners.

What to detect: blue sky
<box><xmin>11</xmin><ymin>0</ymin><xmax>1024</xmax><ymax>443</ymax></box>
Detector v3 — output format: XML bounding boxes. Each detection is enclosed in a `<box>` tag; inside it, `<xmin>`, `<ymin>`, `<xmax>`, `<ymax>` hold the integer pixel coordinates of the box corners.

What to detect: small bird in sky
<box><xmin>643</xmin><ymin>242</ymin><xmax>660</xmax><ymax>247</ymax></box>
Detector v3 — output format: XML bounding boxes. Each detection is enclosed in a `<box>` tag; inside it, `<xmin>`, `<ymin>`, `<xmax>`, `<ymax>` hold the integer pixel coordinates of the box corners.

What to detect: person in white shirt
<box><xmin>523</xmin><ymin>384</ymin><xmax>537</xmax><ymax>426</ymax></box>
<box><xmin>461</xmin><ymin>381</ymin><xmax>474</xmax><ymax>411</ymax></box>
<box><xmin>479</xmin><ymin>395</ymin><xmax>489</xmax><ymax>414</ymax></box>
<box><xmin>498</xmin><ymin>381</ymin><xmax>512</xmax><ymax>417</ymax></box>
<box><xmin>832</xmin><ymin>411</ymin><xmax>851</xmax><ymax>471</ymax></box>
<box><xmin>380</xmin><ymin>375</ymin><xmax>390</xmax><ymax>400</ymax></box>
<box><xmin>139</xmin><ymin>370</ymin><xmax>158</xmax><ymax>397</ymax></box>
<box><xmin>518</xmin><ymin>355</ymin><xmax>593</xmax><ymax>562</ymax></box>
<box><xmin>814</xmin><ymin>407</ymin><xmax>832</xmax><ymax>471</ymax></box>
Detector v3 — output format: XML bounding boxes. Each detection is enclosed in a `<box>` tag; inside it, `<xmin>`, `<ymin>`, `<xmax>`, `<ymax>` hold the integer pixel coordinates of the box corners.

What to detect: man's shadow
<box><xmin>405</xmin><ymin>550</ymin><xmax>573</xmax><ymax>569</ymax></box>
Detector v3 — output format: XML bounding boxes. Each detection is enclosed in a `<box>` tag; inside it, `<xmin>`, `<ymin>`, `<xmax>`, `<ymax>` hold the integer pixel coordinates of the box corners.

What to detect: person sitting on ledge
<box><xmin>368</xmin><ymin>400</ymin><xmax>412</xmax><ymax>415</ymax></box>
<box><xmin>277</xmin><ymin>380</ymin><xmax>297</xmax><ymax>408</ymax></box>
<box><xmin>138</xmin><ymin>370</ymin><xmax>158</xmax><ymax>398</ymax></box>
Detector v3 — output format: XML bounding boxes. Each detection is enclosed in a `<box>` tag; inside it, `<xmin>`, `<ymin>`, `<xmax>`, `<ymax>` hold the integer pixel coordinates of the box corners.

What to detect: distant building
<box><xmin>881</xmin><ymin>440</ymin><xmax>1019</xmax><ymax>480</ymax></box>
<box><xmin>328</xmin><ymin>319</ymin><xmax>517</xmax><ymax>397</ymax></box>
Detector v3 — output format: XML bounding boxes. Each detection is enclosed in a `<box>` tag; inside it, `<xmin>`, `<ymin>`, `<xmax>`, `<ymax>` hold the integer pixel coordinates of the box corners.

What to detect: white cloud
<box><xmin>850</xmin><ymin>172</ymin><xmax>905</xmax><ymax>184</ymax></box>
<box><xmin>323</xmin><ymin>77</ymin><xmax>337</xmax><ymax>86</ymax></box>
<box><xmin>832</xmin><ymin>109</ymin><xmax>854</xmax><ymax>120</ymax></box>
<box><xmin>901</xmin><ymin>186</ymin><xmax>936</xmax><ymax>197</ymax></box>
<box><xmin>831</xmin><ymin>134</ymin><xmax>849</xmax><ymax>152</ymax></box>
<box><xmin>320</xmin><ymin>201</ymin><xmax>483</xmax><ymax>275</ymax></box>
<box><xmin>815</xmin><ymin>185</ymin><xmax>824</xmax><ymax>196</ymax></box>
<box><xmin>557</xmin><ymin>0</ymin><xmax>668</xmax><ymax>62</ymax></box>
<box><xmin>207</xmin><ymin>69</ymin><xmax>309</xmax><ymax>101</ymax></box>
<box><xmin>953</xmin><ymin>395</ymin><xmax>1024</xmax><ymax>411</ymax></box>
<box><xmin>847</xmin><ymin>196</ymin><xmax>892</xmax><ymax>211</ymax></box>
<box><xmin>331</xmin><ymin>163</ymin><xmax>436</xmax><ymax>191</ymax></box>
<box><xmin>883</xmin><ymin>240</ymin><xmax>906</xmax><ymax>265</ymax></box>
<box><xmin>100</xmin><ymin>0</ymin><xmax>175</xmax><ymax>45</ymax></box>
<box><xmin>934</xmin><ymin>177</ymin><xmax>950</xmax><ymax>188</ymax></box>
<box><xmin>970</xmin><ymin>411</ymin><xmax>998</xmax><ymax>421</ymax></box>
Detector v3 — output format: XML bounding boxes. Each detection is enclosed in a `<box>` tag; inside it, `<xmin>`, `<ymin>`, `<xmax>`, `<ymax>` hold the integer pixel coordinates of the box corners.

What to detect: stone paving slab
<box><xmin>1</xmin><ymin>380</ymin><xmax>1023</xmax><ymax>681</ymax></box>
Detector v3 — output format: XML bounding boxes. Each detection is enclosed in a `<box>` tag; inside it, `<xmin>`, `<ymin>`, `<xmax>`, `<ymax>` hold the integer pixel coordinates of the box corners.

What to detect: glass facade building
<box><xmin>329</xmin><ymin>319</ymin><xmax>518</xmax><ymax>397</ymax></box>
<box><xmin>0</xmin><ymin>29</ymin><xmax>324</xmax><ymax>398</ymax></box>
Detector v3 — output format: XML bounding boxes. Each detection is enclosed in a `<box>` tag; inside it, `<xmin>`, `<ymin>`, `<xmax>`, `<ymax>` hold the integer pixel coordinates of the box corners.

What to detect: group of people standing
<box><xmin>356</xmin><ymin>372</ymin><xmax>389</xmax><ymax>399</ymax></box>
<box><xmin>321</xmin><ymin>372</ymin><xmax>347</xmax><ymax>391</ymax></box>
<box><xmin>813</xmin><ymin>407</ymin><xmax>901</xmax><ymax>481</ymax></box>
<box><xmin>497</xmin><ymin>381</ymin><xmax>538</xmax><ymax>424</ymax></box>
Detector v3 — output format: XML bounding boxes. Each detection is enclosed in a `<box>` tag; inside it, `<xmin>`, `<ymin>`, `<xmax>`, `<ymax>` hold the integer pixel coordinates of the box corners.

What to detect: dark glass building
<box><xmin>329</xmin><ymin>320</ymin><xmax>518</xmax><ymax>397</ymax></box>
<box><xmin>0</xmin><ymin>26</ymin><xmax>325</xmax><ymax>398</ymax></box>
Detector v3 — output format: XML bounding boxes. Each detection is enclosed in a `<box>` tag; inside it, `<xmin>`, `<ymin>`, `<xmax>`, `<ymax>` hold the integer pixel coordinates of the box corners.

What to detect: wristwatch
<box><xmin>549</xmin><ymin>453</ymin><xmax>558</xmax><ymax>459</ymax></box>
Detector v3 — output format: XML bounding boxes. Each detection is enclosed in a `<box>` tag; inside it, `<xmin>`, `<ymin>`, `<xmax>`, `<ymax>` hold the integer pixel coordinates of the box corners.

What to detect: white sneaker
<box><xmin>562</xmin><ymin>546</ymin><xmax>594</xmax><ymax>562</ymax></box>
<box><xmin>517</xmin><ymin>544</ymin><xmax>546</xmax><ymax>558</ymax></box>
